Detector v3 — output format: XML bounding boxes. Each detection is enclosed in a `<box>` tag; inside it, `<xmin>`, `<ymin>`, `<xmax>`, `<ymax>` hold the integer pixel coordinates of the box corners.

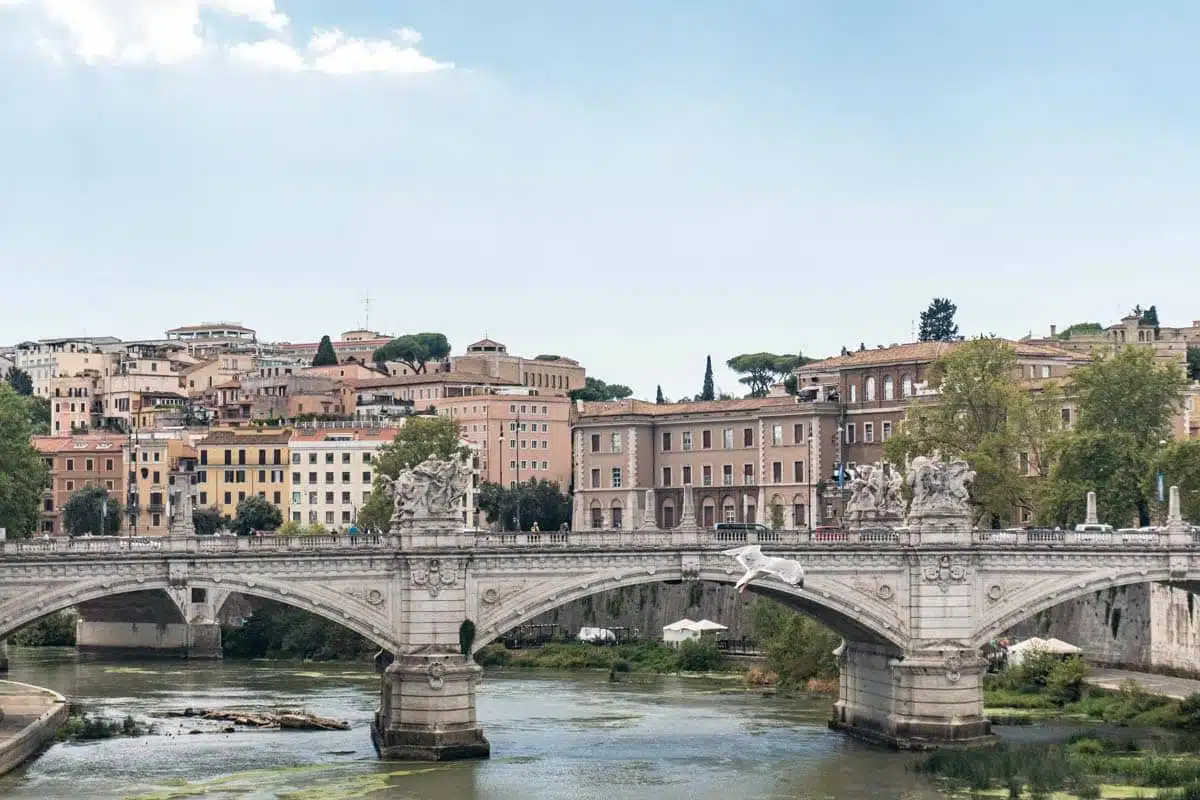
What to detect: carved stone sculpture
<box><xmin>382</xmin><ymin>458</ymin><xmax>470</xmax><ymax>526</ymax></box>
<box><xmin>845</xmin><ymin>462</ymin><xmax>904</xmax><ymax>525</ymax></box>
<box><xmin>905</xmin><ymin>452</ymin><xmax>975</xmax><ymax>520</ymax></box>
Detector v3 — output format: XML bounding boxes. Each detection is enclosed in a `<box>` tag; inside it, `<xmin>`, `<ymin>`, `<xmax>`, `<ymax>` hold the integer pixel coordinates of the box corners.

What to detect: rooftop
<box><xmin>166</xmin><ymin>323</ymin><xmax>254</xmax><ymax>335</ymax></box>
<box><xmin>290</xmin><ymin>427</ymin><xmax>401</xmax><ymax>443</ymax></box>
<box><xmin>198</xmin><ymin>429</ymin><xmax>293</xmax><ymax>445</ymax></box>
<box><xmin>351</xmin><ymin>371</ymin><xmax>519</xmax><ymax>390</ymax></box>
<box><xmin>796</xmin><ymin>339</ymin><xmax>1086</xmax><ymax>372</ymax></box>
<box><xmin>576</xmin><ymin>396</ymin><xmax>805</xmax><ymax>419</ymax></box>
<box><xmin>32</xmin><ymin>435</ymin><xmax>125</xmax><ymax>454</ymax></box>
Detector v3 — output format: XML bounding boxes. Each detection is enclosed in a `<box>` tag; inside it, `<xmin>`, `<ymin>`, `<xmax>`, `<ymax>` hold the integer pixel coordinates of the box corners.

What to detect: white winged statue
<box><xmin>723</xmin><ymin>545</ymin><xmax>805</xmax><ymax>594</ymax></box>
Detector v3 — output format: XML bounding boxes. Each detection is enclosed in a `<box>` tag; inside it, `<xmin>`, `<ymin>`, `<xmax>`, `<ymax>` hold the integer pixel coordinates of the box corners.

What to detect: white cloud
<box><xmin>1</xmin><ymin>0</ymin><xmax>452</xmax><ymax>74</ymax></box>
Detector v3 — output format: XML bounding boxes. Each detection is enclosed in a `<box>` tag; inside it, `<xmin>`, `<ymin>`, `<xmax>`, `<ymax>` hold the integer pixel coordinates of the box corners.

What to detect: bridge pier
<box><xmin>830</xmin><ymin>641</ymin><xmax>990</xmax><ymax>748</ymax></box>
<box><xmin>372</xmin><ymin>654</ymin><xmax>489</xmax><ymax>760</ymax></box>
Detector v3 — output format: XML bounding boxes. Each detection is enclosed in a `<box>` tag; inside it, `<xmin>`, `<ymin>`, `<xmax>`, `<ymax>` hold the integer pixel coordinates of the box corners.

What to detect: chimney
<box><xmin>1049</xmin><ymin>324</ymin><xmax>1057</xmax><ymax>337</ymax></box>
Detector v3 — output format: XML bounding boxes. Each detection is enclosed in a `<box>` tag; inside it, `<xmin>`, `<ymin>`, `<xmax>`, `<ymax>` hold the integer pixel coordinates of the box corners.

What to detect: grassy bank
<box><xmin>475</xmin><ymin>639</ymin><xmax>727</xmax><ymax>674</ymax></box>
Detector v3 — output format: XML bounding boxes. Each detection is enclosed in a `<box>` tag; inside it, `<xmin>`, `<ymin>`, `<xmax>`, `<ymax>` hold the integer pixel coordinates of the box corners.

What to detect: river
<box><xmin>0</xmin><ymin>647</ymin><xmax>950</xmax><ymax>799</ymax></box>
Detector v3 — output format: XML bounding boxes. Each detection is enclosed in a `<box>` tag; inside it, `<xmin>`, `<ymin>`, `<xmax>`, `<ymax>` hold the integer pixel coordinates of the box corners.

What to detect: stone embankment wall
<box><xmin>1007</xmin><ymin>583</ymin><xmax>1200</xmax><ymax>677</ymax></box>
<box><xmin>0</xmin><ymin>680</ymin><xmax>68</xmax><ymax>776</ymax></box>
<box><xmin>524</xmin><ymin>581</ymin><xmax>760</xmax><ymax>641</ymax></box>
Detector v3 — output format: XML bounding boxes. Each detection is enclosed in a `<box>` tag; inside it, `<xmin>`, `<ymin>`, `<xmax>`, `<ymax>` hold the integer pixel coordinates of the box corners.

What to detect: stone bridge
<box><xmin>0</xmin><ymin>489</ymin><xmax>1196</xmax><ymax>759</ymax></box>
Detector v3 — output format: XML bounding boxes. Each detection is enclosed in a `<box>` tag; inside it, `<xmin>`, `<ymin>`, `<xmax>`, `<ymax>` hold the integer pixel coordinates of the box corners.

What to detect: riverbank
<box><xmin>0</xmin><ymin>680</ymin><xmax>68</xmax><ymax>776</ymax></box>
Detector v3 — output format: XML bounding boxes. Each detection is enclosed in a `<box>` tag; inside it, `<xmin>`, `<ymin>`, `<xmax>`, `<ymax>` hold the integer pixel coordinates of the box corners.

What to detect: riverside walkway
<box><xmin>0</xmin><ymin>680</ymin><xmax>68</xmax><ymax>775</ymax></box>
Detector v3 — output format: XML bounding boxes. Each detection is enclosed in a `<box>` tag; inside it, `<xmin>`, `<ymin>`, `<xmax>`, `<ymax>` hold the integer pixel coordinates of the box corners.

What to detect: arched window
<box><xmin>701</xmin><ymin>498</ymin><xmax>716</xmax><ymax>528</ymax></box>
<box><xmin>589</xmin><ymin>500</ymin><xmax>603</xmax><ymax>529</ymax></box>
<box><xmin>865</xmin><ymin>377</ymin><xmax>877</xmax><ymax>401</ymax></box>
<box><xmin>849</xmin><ymin>384</ymin><xmax>858</xmax><ymax>403</ymax></box>
<box><xmin>610</xmin><ymin>500</ymin><xmax>623</xmax><ymax>530</ymax></box>
<box><xmin>883</xmin><ymin>375</ymin><xmax>894</xmax><ymax>401</ymax></box>
<box><xmin>901</xmin><ymin>375</ymin><xmax>913</xmax><ymax>397</ymax></box>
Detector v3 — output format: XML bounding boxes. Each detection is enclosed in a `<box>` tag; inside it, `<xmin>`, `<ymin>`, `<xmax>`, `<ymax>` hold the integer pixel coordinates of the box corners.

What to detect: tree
<box><xmin>700</xmin><ymin>356</ymin><xmax>715</xmax><ymax>401</ymax></box>
<box><xmin>4</xmin><ymin>367</ymin><xmax>33</xmax><ymax>396</ymax></box>
<box><xmin>725</xmin><ymin>353</ymin><xmax>808</xmax><ymax>398</ymax></box>
<box><xmin>372</xmin><ymin>333</ymin><xmax>451</xmax><ymax>374</ymax></box>
<box><xmin>1055</xmin><ymin>322</ymin><xmax>1103</xmax><ymax>340</ymax></box>
<box><xmin>62</xmin><ymin>487</ymin><xmax>122</xmax><ymax>536</ymax></box>
<box><xmin>0</xmin><ymin>383</ymin><xmax>48</xmax><ymax>538</ymax></box>
<box><xmin>655</xmin><ymin>385</ymin><xmax>665</xmax><ymax>404</ymax></box>
<box><xmin>232</xmin><ymin>495</ymin><xmax>282</xmax><ymax>535</ymax></box>
<box><xmin>1187</xmin><ymin>346</ymin><xmax>1200</xmax><ymax>381</ymax></box>
<box><xmin>752</xmin><ymin>600</ymin><xmax>839</xmax><ymax>692</ymax></box>
<box><xmin>1154</xmin><ymin>441</ymin><xmax>1200</xmax><ymax>523</ymax></box>
<box><xmin>476</xmin><ymin>479</ymin><xmax>571</xmax><ymax>532</ymax></box>
<box><xmin>884</xmin><ymin>339</ymin><xmax>1057</xmax><ymax>527</ymax></box>
<box><xmin>24</xmin><ymin>396</ymin><xmax>50</xmax><ymax>435</ymax></box>
<box><xmin>568</xmin><ymin>377</ymin><xmax>633</xmax><ymax>403</ymax></box>
<box><xmin>1141</xmin><ymin>305</ymin><xmax>1160</xmax><ymax>328</ymax></box>
<box><xmin>358</xmin><ymin>416</ymin><xmax>472</xmax><ymax>531</ymax></box>
<box><xmin>1038</xmin><ymin>348</ymin><xmax>1186</xmax><ymax>527</ymax></box>
<box><xmin>311</xmin><ymin>335</ymin><xmax>338</xmax><ymax>367</ymax></box>
<box><xmin>918</xmin><ymin>297</ymin><xmax>960</xmax><ymax>342</ymax></box>
<box><xmin>192</xmin><ymin>506</ymin><xmax>223</xmax><ymax>536</ymax></box>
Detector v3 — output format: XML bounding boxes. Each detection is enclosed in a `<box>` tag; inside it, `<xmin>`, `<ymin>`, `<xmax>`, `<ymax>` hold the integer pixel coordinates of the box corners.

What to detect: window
<box><xmin>1061</xmin><ymin>407</ymin><xmax>1072</xmax><ymax>428</ymax></box>
<box><xmin>682</xmin><ymin>431</ymin><xmax>693</xmax><ymax>451</ymax></box>
<box><xmin>341</xmin><ymin>453</ymin><xmax>351</xmax><ymax>464</ymax></box>
<box><xmin>849</xmin><ymin>384</ymin><xmax>858</xmax><ymax>403</ymax></box>
<box><xmin>292</xmin><ymin>491</ymin><xmax>301</xmax><ymax>504</ymax></box>
<box><xmin>292</xmin><ymin>511</ymin><xmax>301</xmax><ymax>522</ymax></box>
<box><xmin>362</xmin><ymin>471</ymin><xmax>371</xmax><ymax>483</ymax></box>
<box><xmin>845</xmin><ymin>424</ymin><xmax>857</xmax><ymax>444</ymax></box>
<box><xmin>590</xmin><ymin>434</ymin><xmax>600</xmax><ymax>453</ymax></box>
<box><xmin>702</xmin><ymin>465</ymin><xmax>712</xmax><ymax>486</ymax></box>
<box><xmin>325</xmin><ymin>472</ymin><xmax>334</xmax><ymax>483</ymax></box>
<box><xmin>342</xmin><ymin>491</ymin><xmax>351</xmax><ymax>503</ymax></box>
<box><xmin>591</xmin><ymin>507</ymin><xmax>603</xmax><ymax>528</ymax></box>
<box><xmin>1019</xmin><ymin>452</ymin><xmax>1030</xmax><ymax>474</ymax></box>
<box><xmin>199</xmin><ymin>491</ymin><xmax>208</xmax><ymax>505</ymax></box>
<box><xmin>85</xmin><ymin>458</ymin><xmax>93</xmax><ymax>471</ymax></box>
<box><xmin>153</xmin><ymin>451</ymin><xmax>161</xmax><ymax>463</ymax></box>
<box><xmin>322</xmin><ymin>452</ymin><xmax>333</xmax><ymax>464</ymax></box>
<box><xmin>308</xmin><ymin>472</ymin><xmax>317</xmax><ymax>484</ymax></box>
<box><xmin>590</xmin><ymin>469</ymin><xmax>601</xmax><ymax>489</ymax></box>
<box><xmin>325</xmin><ymin>491</ymin><xmax>334</xmax><ymax>503</ymax></box>
<box><xmin>611</xmin><ymin>506</ymin><xmax>623</xmax><ymax>529</ymax></box>
<box><xmin>308</xmin><ymin>491</ymin><xmax>317</xmax><ymax>504</ymax></box>
<box><xmin>772</xmin><ymin>461</ymin><xmax>782</xmax><ymax>483</ymax></box>
<box><xmin>341</xmin><ymin>472</ymin><xmax>351</xmax><ymax>483</ymax></box>
<box><xmin>363</xmin><ymin>453</ymin><xmax>372</xmax><ymax>463</ymax></box>
<box><xmin>794</xmin><ymin>503</ymin><xmax>807</xmax><ymax>528</ymax></box>
<box><xmin>866</xmin><ymin>377</ymin><xmax>877</xmax><ymax>401</ymax></box>
<box><xmin>224</xmin><ymin>449</ymin><xmax>232</xmax><ymax>465</ymax></box>
<box><xmin>238</xmin><ymin>491</ymin><xmax>246</xmax><ymax>502</ymax></box>
<box><xmin>363</xmin><ymin>491</ymin><xmax>371</xmax><ymax>502</ymax></box>
<box><xmin>258</xmin><ymin>469</ymin><xmax>266</xmax><ymax>483</ymax></box>
<box><xmin>200</xmin><ymin>451</ymin><xmax>208</xmax><ymax>465</ymax></box>
<box><xmin>273</xmin><ymin>491</ymin><xmax>281</xmax><ymax>505</ymax></box>
<box><xmin>66</xmin><ymin>480</ymin><xmax>74</xmax><ymax>491</ymax></box>
<box><xmin>723</xmin><ymin>464</ymin><xmax>733</xmax><ymax>486</ymax></box>
<box><xmin>662</xmin><ymin>466</ymin><xmax>672</xmax><ymax>486</ymax></box>
<box><xmin>105</xmin><ymin>458</ymin><xmax>113</xmax><ymax>471</ymax></box>
<box><xmin>772</xmin><ymin>425</ymin><xmax>783</xmax><ymax>446</ymax></box>
<box><xmin>238</xmin><ymin>449</ymin><xmax>246</xmax><ymax>465</ymax></box>
<box><xmin>743</xmin><ymin>428</ymin><xmax>754</xmax><ymax>447</ymax></box>
<box><xmin>864</xmin><ymin>423</ymin><xmax>874</xmax><ymax>443</ymax></box>
<box><xmin>224</xmin><ymin>469</ymin><xmax>235</xmax><ymax>483</ymax></box>
<box><xmin>325</xmin><ymin>511</ymin><xmax>334</xmax><ymax>524</ymax></box>
<box><xmin>611</xmin><ymin>468</ymin><xmax>622</xmax><ymax>488</ymax></box>
<box><xmin>794</xmin><ymin>461</ymin><xmax>804</xmax><ymax>482</ymax></box>
<box><xmin>257</xmin><ymin>449</ymin><xmax>266</xmax><ymax>465</ymax></box>
<box><xmin>309</xmin><ymin>453</ymin><xmax>318</xmax><ymax>464</ymax></box>
<box><xmin>309</xmin><ymin>510</ymin><xmax>318</xmax><ymax>523</ymax></box>
<box><xmin>882</xmin><ymin>421</ymin><xmax>893</xmax><ymax>441</ymax></box>
<box><xmin>793</xmin><ymin>423</ymin><xmax>803</xmax><ymax>444</ymax></box>
<box><xmin>723</xmin><ymin>504</ymin><xmax>737</xmax><ymax>523</ymax></box>
<box><xmin>342</xmin><ymin>511</ymin><xmax>352</xmax><ymax>524</ymax></box>
<box><xmin>883</xmin><ymin>375</ymin><xmax>895</xmax><ymax>400</ymax></box>
<box><xmin>722</xmin><ymin>429</ymin><xmax>733</xmax><ymax>449</ymax></box>
<box><xmin>682</xmin><ymin>465</ymin><xmax>692</xmax><ymax>485</ymax></box>
<box><xmin>610</xmin><ymin>432</ymin><xmax>621</xmax><ymax>453</ymax></box>
<box><xmin>744</xmin><ymin>463</ymin><xmax>754</xmax><ymax>484</ymax></box>
<box><xmin>702</xmin><ymin>430</ymin><xmax>712</xmax><ymax>449</ymax></box>
<box><xmin>902</xmin><ymin>375</ymin><xmax>913</xmax><ymax>397</ymax></box>
<box><xmin>223</xmin><ymin>492</ymin><xmax>232</xmax><ymax>505</ymax></box>
<box><xmin>292</xmin><ymin>453</ymin><xmax>301</xmax><ymax>464</ymax></box>
<box><xmin>66</xmin><ymin>458</ymin><xmax>74</xmax><ymax>472</ymax></box>
<box><xmin>235</xmin><ymin>470</ymin><xmax>245</xmax><ymax>483</ymax></box>
<box><xmin>1041</xmin><ymin>365</ymin><xmax>1051</xmax><ymax>378</ymax></box>
<box><xmin>661</xmin><ymin>432</ymin><xmax>672</xmax><ymax>451</ymax></box>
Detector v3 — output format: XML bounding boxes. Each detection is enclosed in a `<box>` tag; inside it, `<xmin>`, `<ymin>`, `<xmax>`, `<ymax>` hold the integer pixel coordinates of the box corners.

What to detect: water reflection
<box><xmin>0</xmin><ymin>648</ymin><xmax>949</xmax><ymax>799</ymax></box>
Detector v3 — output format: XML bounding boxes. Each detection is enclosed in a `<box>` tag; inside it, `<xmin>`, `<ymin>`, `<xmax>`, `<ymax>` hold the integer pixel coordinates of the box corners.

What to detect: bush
<box><xmin>677</xmin><ymin>639</ymin><xmax>723</xmax><ymax>672</ymax></box>
<box><xmin>11</xmin><ymin>611</ymin><xmax>77</xmax><ymax>646</ymax></box>
<box><xmin>1046</xmin><ymin>656</ymin><xmax>1087</xmax><ymax>705</ymax></box>
<box><xmin>222</xmin><ymin>600</ymin><xmax>375</xmax><ymax>661</ymax></box>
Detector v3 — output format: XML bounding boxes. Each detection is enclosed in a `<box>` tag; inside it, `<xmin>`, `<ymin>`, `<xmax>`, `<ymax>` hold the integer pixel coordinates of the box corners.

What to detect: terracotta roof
<box><xmin>796</xmin><ymin>339</ymin><xmax>1086</xmax><ymax>372</ymax></box>
<box><xmin>577</xmin><ymin>397</ymin><xmax>801</xmax><ymax>419</ymax></box>
<box><xmin>167</xmin><ymin>323</ymin><xmax>253</xmax><ymax>334</ymax></box>
<box><xmin>199</xmin><ymin>429</ymin><xmax>293</xmax><ymax>445</ymax></box>
<box><xmin>32</xmin><ymin>435</ymin><xmax>125</xmax><ymax>454</ymax></box>
<box><xmin>351</xmin><ymin>371</ymin><xmax>518</xmax><ymax>390</ymax></box>
<box><xmin>467</xmin><ymin>338</ymin><xmax>506</xmax><ymax>349</ymax></box>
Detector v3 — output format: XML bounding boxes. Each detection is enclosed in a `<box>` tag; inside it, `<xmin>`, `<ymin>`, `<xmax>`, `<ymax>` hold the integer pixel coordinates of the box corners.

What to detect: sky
<box><xmin>1</xmin><ymin>1</ymin><xmax>1198</xmax><ymax>400</ymax></box>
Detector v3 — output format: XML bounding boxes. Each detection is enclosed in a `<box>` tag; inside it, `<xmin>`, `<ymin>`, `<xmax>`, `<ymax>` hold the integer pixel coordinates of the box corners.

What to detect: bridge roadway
<box><xmin>0</xmin><ymin>507</ymin><xmax>1197</xmax><ymax>759</ymax></box>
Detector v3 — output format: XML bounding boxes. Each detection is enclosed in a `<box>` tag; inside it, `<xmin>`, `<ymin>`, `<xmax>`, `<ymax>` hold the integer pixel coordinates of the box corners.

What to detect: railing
<box><xmin>0</xmin><ymin>534</ymin><xmax>399</xmax><ymax>556</ymax></box>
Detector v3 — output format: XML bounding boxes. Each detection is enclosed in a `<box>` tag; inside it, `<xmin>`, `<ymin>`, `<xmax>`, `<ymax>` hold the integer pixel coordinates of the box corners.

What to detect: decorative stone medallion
<box><xmin>427</xmin><ymin>661</ymin><xmax>446</xmax><ymax>690</ymax></box>
<box><xmin>482</xmin><ymin>588</ymin><xmax>500</xmax><ymax>604</ymax></box>
<box><xmin>945</xmin><ymin>654</ymin><xmax>963</xmax><ymax>684</ymax></box>
<box><xmin>877</xmin><ymin>584</ymin><xmax>894</xmax><ymax>601</ymax></box>
<box><xmin>366</xmin><ymin>589</ymin><xmax>384</xmax><ymax>606</ymax></box>
<box><xmin>987</xmin><ymin>584</ymin><xmax>1003</xmax><ymax>602</ymax></box>
<box><xmin>923</xmin><ymin>556</ymin><xmax>967</xmax><ymax>593</ymax></box>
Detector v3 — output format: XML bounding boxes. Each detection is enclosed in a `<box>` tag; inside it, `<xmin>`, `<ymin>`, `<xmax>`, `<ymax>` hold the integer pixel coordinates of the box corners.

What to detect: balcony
<box><xmin>147</xmin><ymin>504</ymin><xmax>165</xmax><ymax>514</ymax></box>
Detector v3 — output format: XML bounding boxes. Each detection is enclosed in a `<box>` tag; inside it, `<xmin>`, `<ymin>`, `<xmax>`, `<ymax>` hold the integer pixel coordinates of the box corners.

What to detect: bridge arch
<box><xmin>972</xmin><ymin>567</ymin><xmax>1180</xmax><ymax>648</ymax></box>
<box><xmin>0</xmin><ymin>575</ymin><xmax>399</xmax><ymax>654</ymax></box>
<box><xmin>473</xmin><ymin>568</ymin><xmax>907</xmax><ymax>653</ymax></box>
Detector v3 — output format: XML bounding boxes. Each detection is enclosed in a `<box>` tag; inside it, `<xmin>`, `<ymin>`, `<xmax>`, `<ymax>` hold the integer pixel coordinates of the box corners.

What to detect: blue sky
<box><xmin>1</xmin><ymin>1</ymin><xmax>1198</xmax><ymax>399</ymax></box>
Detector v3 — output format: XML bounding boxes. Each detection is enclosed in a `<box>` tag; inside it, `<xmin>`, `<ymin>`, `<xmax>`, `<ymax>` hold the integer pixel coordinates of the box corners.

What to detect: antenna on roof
<box><xmin>363</xmin><ymin>290</ymin><xmax>372</xmax><ymax>331</ymax></box>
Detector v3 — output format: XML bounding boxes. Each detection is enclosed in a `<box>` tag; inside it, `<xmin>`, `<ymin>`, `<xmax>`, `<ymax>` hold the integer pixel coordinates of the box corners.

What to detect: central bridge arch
<box><xmin>472</xmin><ymin>567</ymin><xmax>908</xmax><ymax>654</ymax></box>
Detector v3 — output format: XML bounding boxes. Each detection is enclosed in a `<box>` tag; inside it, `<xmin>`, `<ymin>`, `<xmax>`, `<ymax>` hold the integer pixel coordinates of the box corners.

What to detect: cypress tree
<box><xmin>655</xmin><ymin>385</ymin><xmax>665</xmax><ymax>404</ymax></box>
<box><xmin>700</xmin><ymin>356</ymin><xmax>715</xmax><ymax>401</ymax></box>
<box><xmin>312</xmin><ymin>335</ymin><xmax>338</xmax><ymax>367</ymax></box>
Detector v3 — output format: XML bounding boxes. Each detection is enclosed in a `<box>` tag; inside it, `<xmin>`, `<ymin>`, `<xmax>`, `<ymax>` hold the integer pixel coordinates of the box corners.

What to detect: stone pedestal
<box><xmin>399</xmin><ymin>516</ymin><xmax>472</xmax><ymax>550</ymax></box>
<box><xmin>0</xmin><ymin>639</ymin><xmax>8</xmax><ymax>673</ymax></box>
<box><xmin>371</xmin><ymin>655</ymin><xmax>490</xmax><ymax>761</ymax></box>
<box><xmin>906</xmin><ymin>513</ymin><xmax>973</xmax><ymax>545</ymax></box>
<box><xmin>830</xmin><ymin>641</ymin><xmax>991</xmax><ymax>749</ymax></box>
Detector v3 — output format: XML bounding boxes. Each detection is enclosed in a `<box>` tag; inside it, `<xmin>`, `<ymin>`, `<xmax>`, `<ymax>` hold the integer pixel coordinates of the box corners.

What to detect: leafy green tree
<box><xmin>1038</xmin><ymin>347</ymin><xmax>1186</xmax><ymax>527</ymax></box>
<box><xmin>752</xmin><ymin>600</ymin><xmax>839</xmax><ymax>691</ymax></box>
<box><xmin>357</xmin><ymin>415</ymin><xmax>472</xmax><ymax>531</ymax></box>
<box><xmin>700</xmin><ymin>355</ymin><xmax>715</xmax><ymax>401</ymax></box>
<box><xmin>918</xmin><ymin>297</ymin><xmax>960</xmax><ymax>342</ymax></box>
<box><xmin>0</xmin><ymin>383</ymin><xmax>49</xmax><ymax>538</ymax></box>
<box><xmin>24</xmin><ymin>396</ymin><xmax>50</xmax><ymax>435</ymax></box>
<box><xmin>655</xmin><ymin>385</ymin><xmax>665</xmax><ymax>404</ymax></box>
<box><xmin>1055</xmin><ymin>322</ymin><xmax>1103</xmax><ymax>340</ymax></box>
<box><xmin>192</xmin><ymin>506</ymin><xmax>223</xmax><ymax>536</ymax></box>
<box><xmin>372</xmin><ymin>332</ymin><xmax>451</xmax><ymax>374</ymax></box>
<box><xmin>311</xmin><ymin>335</ymin><xmax>339</xmax><ymax>367</ymax></box>
<box><xmin>277</xmin><ymin>519</ymin><xmax>303</xmax><ymax>536</ymax></box>
<box><xmin>62</xmin><ymin>487</ymin><xmax>122</xmax><ymax>536</ymax></box>
<box><xmin>4</xmin><ymin>367</ymin><xmax>33</xmax><ymax>396</ymax></box>
<box><xmin>884</xmin><ymin>339</ymin><xmax>1058</xmax><ymax>527</ymax></box>
<box><xmin>1187</xmin><ymin>346</ymin><xmax>1200</xmax><ymax>381</ymax></box>
<box><xmin>725</xmin><ymin>353</ymin><xmax>808</xmax><ymax>398</ymax></box>
<box><xmin>232</xmin><ymin>495</ymin><xmax>282</xmax><ymax>535</ymax></box>
<box><xmin>1141</xmin><ymin>304</ymin><xmax>1160</xmax><ymax>328</ymax></box>
<box><xmin>1153</xmin><ymin>441</ymin><xmax>1200</xmax><ymax>523</ymax></box>
<box><xmin>568</xmin><ymin>377</ymin><xmax>633</xmax><ymax>402</ymax></box>
<box><xmin>476</xmin><ymin>479</ymin><xmax>571</xmax><ymax>531</ymax></box>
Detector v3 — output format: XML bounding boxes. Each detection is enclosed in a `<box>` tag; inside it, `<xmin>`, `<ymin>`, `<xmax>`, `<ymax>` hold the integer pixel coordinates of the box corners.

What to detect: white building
<box><xmin>15</xmin><ymin>337</ymin><xmax>121</xmax><ymax>397</ymax></box>
<box><xmin>286</xmin><ymin>423</ymin><xmax>479</xmax><ymax>531</ymax></box>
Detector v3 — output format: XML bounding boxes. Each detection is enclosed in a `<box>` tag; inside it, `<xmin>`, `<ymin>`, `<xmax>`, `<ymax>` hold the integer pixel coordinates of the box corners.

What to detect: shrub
<box><xmin>1045</xmin><ymin>656</ymin><xmax>1087</xmax><ymax>705</ymax></box>
<box><xmin>677</xmin><ymin>639</ymin><xmax>723</xmax><ymax>672</ymax></box>
<box><xmin>11</xmin><ymin>611</ymin><xmax>77</xmax><ymax>646</ymax></box>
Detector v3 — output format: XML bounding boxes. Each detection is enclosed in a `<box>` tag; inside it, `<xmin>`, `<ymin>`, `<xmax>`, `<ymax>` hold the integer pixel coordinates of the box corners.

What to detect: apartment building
<box><xmin>449</xmin><ymin>339</ymin><xmax>585</xmax><ymax>397</ymax></box>
<box><xmin>182</xmin><ymin>353</ymin><xmax>258</xmax><ymax>397</ymax></box>
<box><xmin>16</xmin><ymin>338</ymin><xmax>120</xmax><ymax>397</ymax></box>
<box><xmin>165</xmin><ymin>323</ymin><xmax>258</xmax><ymax>357</ymax></box>
<box><xmin>572</xmin><ymin>397</ymin><xmax>841</xmax><ymax>532</ymax></box>
<box><xmin>793</xmin><ymin>339</ymin><xmax>1089</xmax><ymax>470</ymax></box>
<box><xmin>286</xmin><ymin>426</ymin><xmax>399</xmax><ymax>529</ymax></box>
<box><xmin>271</xmin><ymin>329</ymin><xmax>392</xmax><ymax>364</ymax></box>
<box><xmin>196</xmin><ymin>429</ymin><xmax>291</xmax><ymax>518</ymax></box>
<box><xmin>123</xmin><ymin>432</ymin><xmax>199</xmax><ymax>536</ymax></box>
<box><xmin>49</xmin><ymin>373</ymin><xmax>100</xmax><ymax>434</ymax></box>
<box><xmin>32</xmin><ymin>435</ymin><xmax>127</xmax><ymax>535</ymax></box>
